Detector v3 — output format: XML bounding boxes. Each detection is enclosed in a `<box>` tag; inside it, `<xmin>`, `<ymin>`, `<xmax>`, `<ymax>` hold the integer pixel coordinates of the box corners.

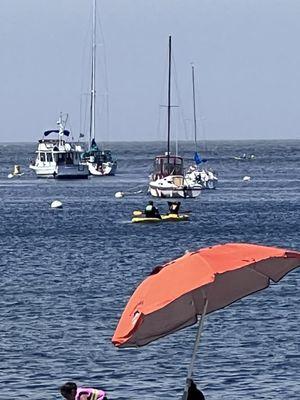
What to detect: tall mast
<box><xmin>89</xmin><ymin>0</ymin><xmax>97</xmax><ymax>146</ymax></box>
<box><xmin>167</xmin><ymin>35</ymin><xmax>171</xmax><ymax>164</ymax></box>
<box><xmin>192</xmin><ymin>64</ymin><xmax>197</xmax><ymax>153</ymax></box>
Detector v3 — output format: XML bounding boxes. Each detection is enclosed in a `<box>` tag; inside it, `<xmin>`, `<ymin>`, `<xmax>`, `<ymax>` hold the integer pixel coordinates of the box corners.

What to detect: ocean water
<box><xmin>0</xmin><ymin>140</ymin><xmax>299</xmax><ymax>400</ymax></box>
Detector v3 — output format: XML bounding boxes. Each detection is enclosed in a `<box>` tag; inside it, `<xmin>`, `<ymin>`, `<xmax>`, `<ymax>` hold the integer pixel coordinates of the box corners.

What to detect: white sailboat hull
<box><xmin>149</xmin><ymin>175</ymin><xmax>202</xmax><ymax>199</ymax></box>
<box><xmin>185</xmin><ymin>168</ymin><xmax>218</xmax><ymax>190</ymax></box>
<box><xmin>149</xmin><ymin>185</ymin><xmax>201</xmax><ymax>198</ymax></box>
<box><xmin>87</xmin><ymin>161</ymin><xmax>117</xmax><ymax>176</ymax></box>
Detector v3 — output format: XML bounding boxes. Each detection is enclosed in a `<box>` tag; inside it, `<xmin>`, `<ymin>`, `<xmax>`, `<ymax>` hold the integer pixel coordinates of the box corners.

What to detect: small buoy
<box><xmin>115</xmin><ymin>191</ymin><xmax>125</xmax><ymax>198</ymax></box>
<box><xmin>50</xmin><ymin>200</ymin><xmax>63</xmax><ymax>209</ymax></box>
<box><xmin>243</xmin><ymin>176</ymin><xmax>251</xmax><ymax>181</ymax></box>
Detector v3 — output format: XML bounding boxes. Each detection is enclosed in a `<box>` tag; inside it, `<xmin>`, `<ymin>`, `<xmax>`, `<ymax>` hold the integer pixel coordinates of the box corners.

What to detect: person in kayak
<box><xmin>144</xmin><ymin>200</ymin><xmax>161</xmax><ymax>218</ymax></box>
<box><xmin>168</xmin><ymin>201</ymin><xmax>181</xmax><ymax>215</ymax></box>
<box><xmin>60</xmin><ymin>381</ymin><xmax>108</xmax><ymax>400</ymax></box>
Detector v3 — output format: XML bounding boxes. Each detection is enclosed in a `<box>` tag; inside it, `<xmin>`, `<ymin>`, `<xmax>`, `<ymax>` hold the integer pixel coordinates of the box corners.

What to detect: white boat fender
<box><xmin>243</xmin><ymin>176</ymin><xmax>251</xmax><ymax>181</ymax></box>
<box><xmin>115</xmin><ymin>191</ymin><xmax>125</xmax><ymax>198</ymax></box>
<box><xmin>50</xmin><ymin>200</ymin><xmax>63</xmax><ymax>209</ymax></box>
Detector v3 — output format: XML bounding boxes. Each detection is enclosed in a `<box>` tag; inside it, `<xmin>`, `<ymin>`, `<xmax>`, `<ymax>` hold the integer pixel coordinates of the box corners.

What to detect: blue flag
<box><xmin>194</xmin><ymin>152</ymin><xmax>202</xmax><ymax>165</ymax></box>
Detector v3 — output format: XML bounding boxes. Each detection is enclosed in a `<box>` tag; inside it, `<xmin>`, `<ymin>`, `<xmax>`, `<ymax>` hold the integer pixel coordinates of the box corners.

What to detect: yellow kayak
<box><xmin>131</xmin><ymin>213</ymin><xmax>189</xmax><ymax>223</ymax></box>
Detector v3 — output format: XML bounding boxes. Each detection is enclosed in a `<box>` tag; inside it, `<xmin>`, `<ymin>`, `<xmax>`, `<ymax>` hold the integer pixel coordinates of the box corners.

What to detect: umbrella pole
<box><xmin>182</xmin><ymin>298</ymin><xmax>208</xmax><ymax>400</ymax></box>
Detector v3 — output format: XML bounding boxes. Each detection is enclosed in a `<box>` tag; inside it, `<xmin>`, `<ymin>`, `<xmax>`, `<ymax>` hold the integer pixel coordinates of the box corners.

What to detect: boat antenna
<box><xmin>191</xmin><ymin>63</ymin><xmax>197</xmax><ymax>153</ymax></box>
<box><xmin>89</xmin><ymin>0</ymin><xmax>97</xmax><ymax>147</ymax></box>
<box><xmin>167</xmin><ymin>35</ymin><xmax>171</xmax><ymax>165</ymax></box>
<box><xmin>57</xmin><ymin>112</ymin><xmax>68</xmax><ymax>147</ymax></box>
<box><xmin>57</xmin><ymin>112</ymin><xmax>63</xmax><ymax>147</ymax></box>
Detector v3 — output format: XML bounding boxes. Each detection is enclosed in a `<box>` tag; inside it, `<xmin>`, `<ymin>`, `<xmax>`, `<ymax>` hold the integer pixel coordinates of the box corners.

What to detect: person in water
<box><xmin>60</xmin><ymin>382</ymin><xmax>107</xmax><ymax>400</ymax></box>
<box><xmin>168</xmin><ymin>201</ymin><xmax>181</xmax><ymax>215</ymax></box>
<box><xmin>187</xmin><ymin>379</ymin><xmax>206</xmax><ymax>400</ymax></box>
<box><xmin>144</xmin><ymin>200</ymin><xmax>161</xmax><ymax>218</ymax></box>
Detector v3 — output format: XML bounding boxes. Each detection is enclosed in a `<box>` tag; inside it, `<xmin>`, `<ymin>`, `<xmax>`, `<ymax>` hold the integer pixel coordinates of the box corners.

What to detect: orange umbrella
<box><xmin>112</xmin><ymin>243</ymin><xmax>300</xmax><ymax>398</ymax></box>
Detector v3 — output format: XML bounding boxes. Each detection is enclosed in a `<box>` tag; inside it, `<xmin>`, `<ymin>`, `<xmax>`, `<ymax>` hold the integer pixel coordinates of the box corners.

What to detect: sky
<box><xmin>1</xmin><ymin>0</ymin><xmax>300</xmax><ymax>142</ymax></box>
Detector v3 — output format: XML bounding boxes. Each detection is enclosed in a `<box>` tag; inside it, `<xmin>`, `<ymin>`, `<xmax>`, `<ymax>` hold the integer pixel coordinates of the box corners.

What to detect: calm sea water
<box><xmin>0</xmin><ymin>140</ymin><xmax>299</xmax><ymax>400</ymax></box>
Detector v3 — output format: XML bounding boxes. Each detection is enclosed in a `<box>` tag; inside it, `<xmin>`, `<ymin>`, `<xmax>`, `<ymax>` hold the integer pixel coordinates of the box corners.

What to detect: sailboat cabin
<box><xmin>152</xmin><ymin>155</ymin><xmax>184</xmax><ymax>180</ymax></box>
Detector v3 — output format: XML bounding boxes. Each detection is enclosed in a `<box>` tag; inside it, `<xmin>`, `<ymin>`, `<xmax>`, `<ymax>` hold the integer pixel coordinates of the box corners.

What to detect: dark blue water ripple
<box><xmin>0</xmin><ymin>141</ymin><xmax>299</xmax><ymax>399</ymax></box>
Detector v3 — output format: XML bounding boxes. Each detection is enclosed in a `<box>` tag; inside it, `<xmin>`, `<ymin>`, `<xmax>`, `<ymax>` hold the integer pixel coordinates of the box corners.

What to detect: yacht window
<box><xmin>174</xmin><ymin>165</ymin><xmax>182</xmax><ymax>175</ymax></box>
<box><xmin>58</xmin><ymin>153</ymin><xmax>66</xmax><ymax>165</ymax></box>
<box><xmin>66</xmin><ymin>153</ymin><xmax>73</xmax><ymax>165</ymax></box>
<box><xmin>46</xmin><ymin>153</ymin><xmax>53</xmax><ymax>162</ymax></box>
<box><xmin>40</xmin><ymin>153</ymin><xmax>45</xmax><ymax>162</ymax></box>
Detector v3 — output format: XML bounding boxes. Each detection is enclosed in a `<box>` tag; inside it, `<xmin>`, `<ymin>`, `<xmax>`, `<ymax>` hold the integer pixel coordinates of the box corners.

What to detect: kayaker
<box><xmin>187</xmin><ymin>379</ymin><xmax>205</xmax><ymax>400</ymax></box>
<box><xmin>60</xmin><ymin>381</ymin><xmax>108</xmax><ymax>400</ymax></box>
<box><xmin>168</xmin><ymin>201</ymin><xmax>181</xmax><ymax>215</ymax></box>
<box><xmin>144</xmin><ymin>200</ymin><xmax>161</xmax><ymax>218</ymax></box>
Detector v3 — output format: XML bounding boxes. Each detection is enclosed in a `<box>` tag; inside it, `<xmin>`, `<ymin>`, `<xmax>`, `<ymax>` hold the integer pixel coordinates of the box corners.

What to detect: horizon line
<box><xmin>0</xmin><ymin>138</ymin><xmax>299</xmax><ymax>144</ymax></box>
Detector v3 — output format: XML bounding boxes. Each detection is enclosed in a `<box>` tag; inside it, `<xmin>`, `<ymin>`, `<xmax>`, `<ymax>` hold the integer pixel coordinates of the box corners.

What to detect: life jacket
<box><xmin>75</xmin><ymin>387</ymin><xmax>106</xmax><ymax>400</ymax></box>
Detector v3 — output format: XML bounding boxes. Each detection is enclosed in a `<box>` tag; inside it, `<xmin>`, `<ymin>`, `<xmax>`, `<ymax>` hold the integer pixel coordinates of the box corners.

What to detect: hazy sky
<box><xmin>1</xmin><ymin>0</ymin><xmax>300</xmax><ymax>142</ymax></box>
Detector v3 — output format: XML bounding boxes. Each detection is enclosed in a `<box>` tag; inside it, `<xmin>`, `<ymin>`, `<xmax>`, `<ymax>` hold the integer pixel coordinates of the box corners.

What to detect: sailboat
<box><xmin>148</xmin><ymin>36</ymin><xmax>202</xmax><ymax>198</ymax></box>
<box><xmin>81</xmin><ymin>0</ymin><xmax>117</xmax><ymax>176</ymax></box>
<box><xmin>184</xmin><ymin>64</ymin><xmax>218</xmax><ymax>190</ymax></box>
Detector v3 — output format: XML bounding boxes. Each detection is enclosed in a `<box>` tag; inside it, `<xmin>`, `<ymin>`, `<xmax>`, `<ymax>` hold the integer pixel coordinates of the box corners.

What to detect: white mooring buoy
<box><xmin>243</xmin><ymin>176</ymin><xmax>251</xmax><ymax>181</ymax></box>
<box><xmin>50</xmin><ymin>200</ymin><xmax>63</xmax><ymax>209</ymax></box>
<box><xmin>115</xmin><ymin>191</ymin><xmax>125</xmax><ymax>199</ymax></box>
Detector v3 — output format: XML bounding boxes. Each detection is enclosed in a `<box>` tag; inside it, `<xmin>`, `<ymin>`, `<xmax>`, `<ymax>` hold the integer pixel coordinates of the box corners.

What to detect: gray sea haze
<box><xmin>0</xmin><ymin>140</ymin><xmax>299</xmax><ymax>399</ymax></box>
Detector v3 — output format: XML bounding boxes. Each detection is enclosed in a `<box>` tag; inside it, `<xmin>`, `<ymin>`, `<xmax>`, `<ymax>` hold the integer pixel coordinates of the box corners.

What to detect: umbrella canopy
<box><xmin>112</xmin><ymin>243</ymin><xmax>300</xmax><ymax>348</ymax></box>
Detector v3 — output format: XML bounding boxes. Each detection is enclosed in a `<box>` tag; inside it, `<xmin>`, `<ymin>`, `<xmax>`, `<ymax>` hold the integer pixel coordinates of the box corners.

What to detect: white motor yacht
<box><xmin>29</xmin><ymin>114</ymin><xmax>89</xmax><ymax>179</ymax></box>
